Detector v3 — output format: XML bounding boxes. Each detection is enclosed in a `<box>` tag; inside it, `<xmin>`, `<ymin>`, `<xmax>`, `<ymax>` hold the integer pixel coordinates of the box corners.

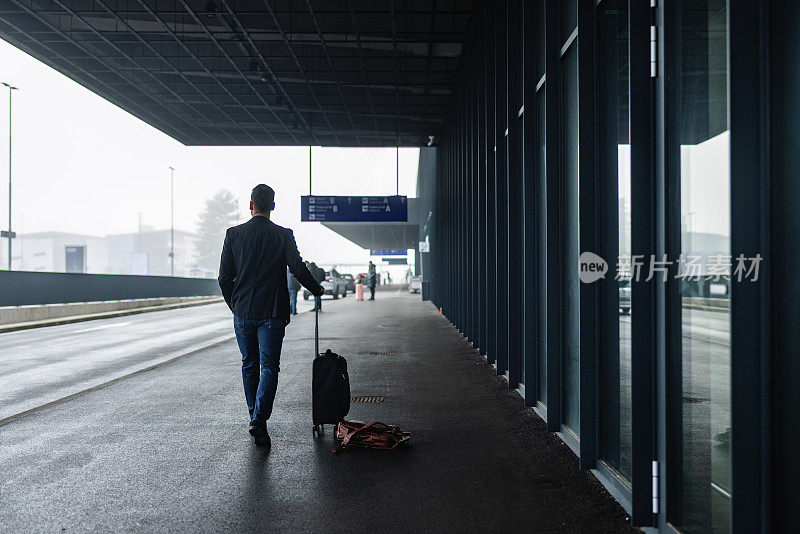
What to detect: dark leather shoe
<box><xmin>249</xmin><ymin>422</ymin><xmax>271</xmax><ymax>448</ymax></box>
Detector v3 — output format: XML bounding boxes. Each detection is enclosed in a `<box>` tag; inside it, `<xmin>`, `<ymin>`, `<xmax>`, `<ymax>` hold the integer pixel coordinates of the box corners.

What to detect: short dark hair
<box><xmin>251</xmin><ymin>184</ymin><xmax>275</xmax><ymax>213</ymax></box>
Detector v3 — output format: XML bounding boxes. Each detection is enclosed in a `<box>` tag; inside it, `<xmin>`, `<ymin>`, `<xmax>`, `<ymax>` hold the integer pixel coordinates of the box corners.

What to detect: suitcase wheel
<box><xmin>313</xmin><ymin>424</ymin><xmax>324</xmax><ymax>436</ymax></box>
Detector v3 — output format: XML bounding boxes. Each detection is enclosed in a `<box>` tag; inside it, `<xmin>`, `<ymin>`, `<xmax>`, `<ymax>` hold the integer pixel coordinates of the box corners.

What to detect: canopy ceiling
<box><xmin>0</xmin><ymin>0</ymin><xmax>471</xmax><ymax>146</ymax></box>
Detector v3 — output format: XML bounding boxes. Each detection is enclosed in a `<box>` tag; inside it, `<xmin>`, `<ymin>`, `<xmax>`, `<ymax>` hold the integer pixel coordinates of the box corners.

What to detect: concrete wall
<box><xmin>0</xmin><ymin>270</ymin><xmax>221</xmax><ymax>307</ymax></box>
<box><xmin>0</xmin><ymin>296</ymin><xmax>221</xmax><ymax>325</ymax></box>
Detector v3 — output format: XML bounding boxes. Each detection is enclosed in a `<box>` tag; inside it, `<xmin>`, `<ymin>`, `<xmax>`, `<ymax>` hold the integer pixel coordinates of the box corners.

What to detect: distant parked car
<box><xmin>304</xmin><ymin>269</ymin><xmax>348</xmax><ymax>300</ymax></box>
<box><xmin>618</xmin><ymin>276</ymin><xmax>631</xmax><ymax>314</ymax></box>
<box><xmin>409</xmin><ymin>276</ymin><xmax>422</xmax><ymax>293</ymax></box>
<box><xmin>343</xmin><ymin>273</ymin><xmax>356</xmax><ymax>293</ymax></box>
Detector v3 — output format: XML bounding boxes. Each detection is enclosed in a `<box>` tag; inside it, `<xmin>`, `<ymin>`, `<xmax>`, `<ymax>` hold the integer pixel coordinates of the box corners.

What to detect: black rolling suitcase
<box><xmin>312</xmin><ymin>306</ymin><xmax>350</xmax><ymax>435</ymax></box>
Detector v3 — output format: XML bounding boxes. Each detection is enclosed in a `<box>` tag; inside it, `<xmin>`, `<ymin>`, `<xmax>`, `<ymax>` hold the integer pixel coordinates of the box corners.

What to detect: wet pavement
<box><xmin>0</xmin><ymin>289</ymin><xmax>635</xmax><ymax>533</ymax></box>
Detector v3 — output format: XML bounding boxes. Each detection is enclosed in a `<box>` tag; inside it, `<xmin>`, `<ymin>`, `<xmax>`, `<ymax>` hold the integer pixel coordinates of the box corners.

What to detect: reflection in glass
<box><xmin>676</xmin><ymin>1</ymin><xmax>731</xmax><ymax>531</ymax></box>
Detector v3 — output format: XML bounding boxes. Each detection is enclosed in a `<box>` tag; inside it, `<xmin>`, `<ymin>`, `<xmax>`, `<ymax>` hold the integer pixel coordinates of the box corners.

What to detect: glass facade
<box><xmin>598</xmin><ymin>0</ymin><xmax>632</xmax><ymax>483</ymax></box>
<box><xmin>671</xmin><ymin>1</ymin><xmax>731</xmax><ymax>531</ymax></box>
<box><xmin>431</xmin><ymin>0</ymin><xmax>786</xmax><ymax>531</ymax></box>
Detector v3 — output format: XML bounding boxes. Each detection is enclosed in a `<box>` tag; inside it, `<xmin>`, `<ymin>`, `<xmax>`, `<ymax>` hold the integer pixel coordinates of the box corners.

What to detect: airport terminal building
<box><xmin>0</xmin><ymin>1</ymin><xmax>797</xmax><ymax>532</ymax></box>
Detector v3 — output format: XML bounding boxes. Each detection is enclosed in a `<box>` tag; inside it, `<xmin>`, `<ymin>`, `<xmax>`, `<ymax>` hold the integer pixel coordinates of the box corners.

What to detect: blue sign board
<box><xmin>370</xmin><ymin>249</ymin><xmax>407</xmax><ymax>256</ymax></box>
<box><xmin>301</xmin><ymin>195</ymin><xmax>407</xmax><ymax>222</ymax></box>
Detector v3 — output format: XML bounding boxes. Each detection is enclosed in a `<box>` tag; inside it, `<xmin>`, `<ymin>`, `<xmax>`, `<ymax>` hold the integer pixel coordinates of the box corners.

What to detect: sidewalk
<box><xmin>0</xmin><ymin>290</ymin><xmax>635</xmax><ymax>533</ymax></box>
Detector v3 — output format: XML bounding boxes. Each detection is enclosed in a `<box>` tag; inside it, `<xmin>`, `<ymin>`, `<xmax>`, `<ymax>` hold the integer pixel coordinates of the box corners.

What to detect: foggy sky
<box><xmin>0</xmin><ymin>39</ymin><xmax>419</xmax><ymax>266</ymax></box>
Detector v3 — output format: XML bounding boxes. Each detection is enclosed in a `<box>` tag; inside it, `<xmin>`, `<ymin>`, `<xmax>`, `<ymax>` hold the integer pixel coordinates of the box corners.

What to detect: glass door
<box><xmin>666</xmin><ymin>1</ymin><xmax>731</xmax><ymax>531</ymax></box>
<box><xmin>597</xmin><ymin>0</ymin><xmax>632</xmax><ymax>484</ymax></box>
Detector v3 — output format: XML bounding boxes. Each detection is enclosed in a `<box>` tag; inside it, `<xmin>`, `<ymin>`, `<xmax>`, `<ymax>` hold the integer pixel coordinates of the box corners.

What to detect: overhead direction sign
<box><xmin>370</xmin><ymin>249</ymin><xmax>407</xmax><ymax>256</ymax></box>
<box><xmin>301</xmin><ymin>195</ymin><xmax>407</xmax><ymax>222</ymax></box>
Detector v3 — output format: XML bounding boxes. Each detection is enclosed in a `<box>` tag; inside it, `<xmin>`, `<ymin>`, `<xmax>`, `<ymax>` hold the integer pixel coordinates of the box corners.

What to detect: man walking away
<box><xmin>287</xmin><ymin>266</ymin><xmax>300</xmax><ymax>315</ymax></box>
<box><xmin>219</xmin><ymin>184</ymin><xmax>324</xmax><ymax>448</ymax></box>
<box><xmin>367</xmin><ymin>261</ymin><xmax>377</xmax><ymax>301</ymax></box>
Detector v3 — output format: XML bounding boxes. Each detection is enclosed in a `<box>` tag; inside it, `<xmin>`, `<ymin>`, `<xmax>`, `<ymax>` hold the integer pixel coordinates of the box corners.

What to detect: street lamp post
<box><xmin>2</xmin><ymin>82</ymin><xmax>18</xmax><ymax>271</ymax></box>
<box><xmin>169</xmin><ymin>166</ymin><xmax>175</xmax><ymax>276</ymax></box>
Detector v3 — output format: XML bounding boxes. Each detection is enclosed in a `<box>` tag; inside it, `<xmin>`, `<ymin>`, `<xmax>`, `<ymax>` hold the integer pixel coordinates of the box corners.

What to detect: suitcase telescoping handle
<box><xmin>315</xmin><ymin>304</ymin><xmax>319</xmax><ymax>358</ymax></box>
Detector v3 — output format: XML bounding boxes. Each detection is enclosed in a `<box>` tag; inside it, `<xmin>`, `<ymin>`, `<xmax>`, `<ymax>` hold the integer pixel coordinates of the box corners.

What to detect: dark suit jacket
<box><xmin>218</xmin><ymin>216</ymin><xmax>320</xmax><ymax>321</ymax></box>
<box><xmin>367</xmin><ymin>266</ymin><xmax>377</xmax><ymax>288</ymax></box>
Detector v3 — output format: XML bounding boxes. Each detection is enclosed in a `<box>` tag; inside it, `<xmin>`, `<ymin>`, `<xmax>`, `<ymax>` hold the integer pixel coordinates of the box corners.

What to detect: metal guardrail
<box><xmin>0</xmin><ymin>271</ymin><xmax>220</xmax><ymax>306</ymax></box>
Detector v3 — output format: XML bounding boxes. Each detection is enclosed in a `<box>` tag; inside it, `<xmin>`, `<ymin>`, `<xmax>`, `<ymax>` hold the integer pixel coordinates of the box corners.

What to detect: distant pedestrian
<box><xmin>367</xmin><ymin>261</ymin><xmax>377</xmax><ymax>301</ymax></box>
<box><xmin>218</xmin><ymin>184</ymin><xmax>324</xmax><ymax>448</ymax></box>
<box><xmin>308</xmin><ymin>261</ymin><xmax>325</xmax><ymax>311</ymax></box>
<box><xmin>287</xmin><ymin>266</ymin><xmax>300</xmax><ymax>315</ymax></box>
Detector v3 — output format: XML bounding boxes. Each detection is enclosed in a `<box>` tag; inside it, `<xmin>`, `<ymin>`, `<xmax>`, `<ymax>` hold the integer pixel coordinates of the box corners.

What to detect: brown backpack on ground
<box><xmin>333</xmin><ymin>420</ymin><xmax>411</xmax><ymax>453</ymax></box>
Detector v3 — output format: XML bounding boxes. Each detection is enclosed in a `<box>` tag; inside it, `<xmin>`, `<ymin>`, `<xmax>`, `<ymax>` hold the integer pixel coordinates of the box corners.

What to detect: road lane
<box><xmin>618</xmin><ymin>306</ymin><xmax>729</xmax><ymax>347</ymax></box>
<box><xmin>0</xmin><ymin>303</ymin><xmax>232</xmax><ymax>421</ymax></box>
<box><xmin>0</xmin><ymin>293</ymin><xmax>338</xmax><ymax>422</ymax></box>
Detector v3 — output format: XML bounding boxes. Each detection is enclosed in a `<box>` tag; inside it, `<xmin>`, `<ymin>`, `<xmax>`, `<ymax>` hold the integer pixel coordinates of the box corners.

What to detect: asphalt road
<box><xmin>0</xmin><ymin>293</ymin><xmax>336</xmax><ymax>422</ymax></box>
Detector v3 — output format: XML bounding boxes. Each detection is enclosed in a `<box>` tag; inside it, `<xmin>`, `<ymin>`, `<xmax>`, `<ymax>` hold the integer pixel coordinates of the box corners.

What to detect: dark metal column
<box><xmin>577</xmin><ymin>0</ymin><xmax>598</xmax><ymax>469</ymax></box>
<box><xmin>767</xmin><ymin>1</ymin><xmax>800</xmax><ymax>530</ymax></box>
<box><xmin>728</xmin><ymin>2</ymin><xmax>770</xmax><ymax>531</ymax></box>
<box><xmin>544</xmin><ymin>0</ymin><xmax>563</xmax><ymax>432</ymax></box>
<box><xmin>494</xmin><ymin>0</ymin><xmax>509</xmax><ymax>377</ymax></box>
<box><xmin>631</xmin><ymin>0</ymin><xmax>657</xmax><ymax>526</ymax></box>
<box><xmin>506</xmin><ymin>0</ymin><xmax>523</xmax><ymax>388</ymax></box>
<box><xmin>485</xmin><ymin>1</ymin><xmax>498</xmax><ymax>367</ymax></box>
<box><xmin>477</xmin><ymin>15</ymin><xmax>488</xmax><ymax>357</ymax></box>
<box><xmin>521</xmin><ymin>0</ymin><xmax>539</xmax><ymax>407</ymax></box>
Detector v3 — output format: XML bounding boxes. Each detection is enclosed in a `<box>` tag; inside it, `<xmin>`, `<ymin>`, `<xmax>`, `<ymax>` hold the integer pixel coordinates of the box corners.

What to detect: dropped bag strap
<box><xmin>332</xmin><ymin>421</ymin><xmax>379</xmax><ymax>453</ymax></box>
<box><xmin>332</xmin><ymin>421</ymin><xmax>410</xmax><ymax>453</ymax></box>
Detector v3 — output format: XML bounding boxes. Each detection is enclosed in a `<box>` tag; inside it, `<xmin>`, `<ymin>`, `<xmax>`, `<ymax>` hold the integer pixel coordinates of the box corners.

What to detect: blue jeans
<box><xmin>288</xmin><ymin>289</ymin><xmax>298</xmax><ymax>314</ymax></box>
<box><xmin>233</xmin><ymin>316</ymin><xmax>286</xmax><ymax>425</ymax></box>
